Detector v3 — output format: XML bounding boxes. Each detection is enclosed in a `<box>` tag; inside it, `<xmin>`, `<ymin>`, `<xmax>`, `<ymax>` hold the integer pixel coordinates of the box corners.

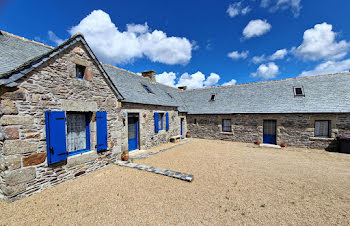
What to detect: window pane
<box><xmin>263</xmin><ymin>120</ymin><xmax>276</xmax><ymax>135</ymax></box>
<box><xmin>158</xmin><ymin>113</ymin><xmax>163</xmax><ymax>130</ymax></box>
<box><xmin>222</xmin><ymin>119</ymin><xmax>232</xmax><ymax>132</ymax></box>
<box><xmin>76</xmin><ymin>65</ymin><xmax>85</xmax><ymax>79</ymax></box>
<box><xmin>67</xmin><ymin>113</ymin><xmax>87</xmax><ymax>152</ymax></box>
<box><xmin>295</xmin><ymin>88</ymin><xmax>303</xmax><ymax>95</ymax></box>
<box><xmin>315</xmin><ymin>120</ymin><xmax>329</xmax><ymax>137</ymax></box>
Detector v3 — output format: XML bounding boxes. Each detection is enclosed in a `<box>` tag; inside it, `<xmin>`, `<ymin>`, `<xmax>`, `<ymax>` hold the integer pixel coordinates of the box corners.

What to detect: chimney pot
<box><xmin>141</xmin><ymin>70</ymin><xmax>156</xmax><ymax>82</ymax></box>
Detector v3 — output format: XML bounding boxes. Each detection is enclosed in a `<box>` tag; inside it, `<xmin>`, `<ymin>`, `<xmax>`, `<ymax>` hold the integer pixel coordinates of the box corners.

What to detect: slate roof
<box><xmin>1</xmin><ymin>30</ymin><xmax>350</xmax><ymax>114</ymax></box>
<box><xmin>178</xmin><ymin>72</ymin><xmax>350</xmax><ymax>114</ymax></box>
<box><xmin>0</xmin><ymin>31</ymin><xmax>123</xmax><ymax>99</ymax></box>
<box><xmin>0</xmin><ymin>31</ymin><xmax>52</xmax><ymax>77</ymax></box>
<box><xmin>103</xmin><ymin>64</ymin><xmax>185</xmax><ymax>107</ymax></box>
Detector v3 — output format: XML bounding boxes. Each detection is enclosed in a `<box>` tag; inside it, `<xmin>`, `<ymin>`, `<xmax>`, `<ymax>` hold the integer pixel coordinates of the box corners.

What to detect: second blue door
<box><xmin>128</xmin><ymin>115</ymin><xmax>139</xmax><ymax>151</ymax></box>
<box><xmin>263</xmin><ymin>120</ymin><xmax>277</xmax><ymax>144</ymax></box>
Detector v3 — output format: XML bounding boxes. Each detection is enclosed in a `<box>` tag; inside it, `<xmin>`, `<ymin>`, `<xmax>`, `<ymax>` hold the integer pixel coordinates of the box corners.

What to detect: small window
<box><xmin>210</xmin><ymin>94</ymin><xmax>216</xmax><ymax>101</ymax></box>
<box><xmin>194</xmin><ymin>119</ymin><xmax>197</xmax><ymax>124</ymax></box>
<box><xmin>294</xmin><ymin>86</ymin><xmax>304</xmax><ymax>96</ymax></box>
<box><xmin>66</xmin><ymin>112</ymin><xmax>90</xmax><ymax>156</ymax></box>
<box><xmin>142</xmin><ymin>84</ymin><xmax>153</xmax><ymax>94</ymax></box>
<box><xmin>222</xmin><ymin>119</ymin><xmax>232</xmax><ymax>132</ymax></box>
<box><xmin>76</xmin><ymin>65</ymin><xmax>86</xmax><ymax>79</ymax></box>
<box><xmin>314</xmin><ymin>120</ymin><xmax>330</xmax><ymax>138</ymax></box>
<box><xmin>158</xmin><ymin>113</ymin><xmax>164</xmax><ymax>130</ymax></box>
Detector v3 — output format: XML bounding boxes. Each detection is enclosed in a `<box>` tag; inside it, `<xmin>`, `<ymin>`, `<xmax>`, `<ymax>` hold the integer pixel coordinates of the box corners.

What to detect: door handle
<box><xmin>49</xmin><ymin>147</ymin><xmax>54</xmax><ymax>154</ymax></box>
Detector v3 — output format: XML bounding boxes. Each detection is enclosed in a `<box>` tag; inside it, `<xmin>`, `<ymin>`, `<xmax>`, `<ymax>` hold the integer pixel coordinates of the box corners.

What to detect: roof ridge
<box><xmin>101</xmin><ymin>63</ymin><xmax>179</xmax><ymax>91</ymax></box>
<box><xmin>0</xmin><ymin>30</ymin><xmax>54</xmax><ymax>49</ymax></box>
<box><xmin>182</xmin><ymin>71</ymin><xmax>350</xmax><ymax>92</ymax></box>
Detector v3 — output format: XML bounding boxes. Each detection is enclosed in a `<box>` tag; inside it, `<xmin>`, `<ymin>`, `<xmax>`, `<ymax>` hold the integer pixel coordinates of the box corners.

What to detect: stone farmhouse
<box><xmin>0</xmin><ymin>30</ymin><xmax>350</xmax><ymax>201</ymax></box>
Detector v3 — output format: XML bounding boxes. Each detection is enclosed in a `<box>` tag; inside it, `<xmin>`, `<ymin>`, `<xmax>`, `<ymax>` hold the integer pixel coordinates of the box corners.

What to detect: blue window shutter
<box><xmin>45</xmin><ymin>111</ymin><xmax>67</xmax><ymax>165</ymax></box>
<box><xmin>96</xmin><ymin>111</ymin><xmax>108</xmax><ymax>152</ymax></box>
<box><xmin>166</xmin><ymin>112</ymin><xmax>169</xmax><ymax>131</ymax></box>
<box><xmin>154</xmin><ymin>113</ymin><xmax>159</xmax><ymax>133</ymax></box>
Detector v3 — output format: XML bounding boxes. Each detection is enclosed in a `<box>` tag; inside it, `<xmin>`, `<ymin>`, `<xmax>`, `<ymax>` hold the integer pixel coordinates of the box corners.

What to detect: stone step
<box><xmin>259</xmin><ymin>143</ymin><xmax>282</xmax><ymax>149</ymax></box>
<box><xmin>115</xmin><ymin>160</ymin><xmax>194</xmax><ymax>182</ymax></box>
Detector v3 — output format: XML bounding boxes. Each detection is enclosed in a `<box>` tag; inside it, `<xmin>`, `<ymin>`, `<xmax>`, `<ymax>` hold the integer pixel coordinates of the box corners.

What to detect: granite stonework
<box><xmin>0</xmin><ymin>42</ymin><xmax>123</xmax><ymax>201</ymax></box>
<box><xmin>119</xmin><ymin>103</ymin><xmax>187</xmax><ymax>151</ymax></box>
<box><xmin>187</xmin><ymin>113</ymin><xmax>350</xmax><ymax>151</ymax></box>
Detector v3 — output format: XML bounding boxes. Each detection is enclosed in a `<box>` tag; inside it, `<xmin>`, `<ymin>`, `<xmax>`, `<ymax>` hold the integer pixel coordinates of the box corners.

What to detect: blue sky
<box><xmin>1</xmin><ymin>0</ymin><xmax>350</xmax><ymax>89</ymax></box>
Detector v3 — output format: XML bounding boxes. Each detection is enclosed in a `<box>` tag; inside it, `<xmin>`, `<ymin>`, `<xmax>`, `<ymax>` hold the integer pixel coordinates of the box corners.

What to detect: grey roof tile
<box><xmin>0</xmin><ymin>31</ymin><xmax>52</xmax><ymax>77</ymax></box>
<box><xmin>103</xmin><ymin>64</ymin><xmax>185</xmax><ymax>107</ymax></box>
<box><xmin>179</xmin><ymin>73</ymin><xmax>350</xmax><ymax>114</ymax></box>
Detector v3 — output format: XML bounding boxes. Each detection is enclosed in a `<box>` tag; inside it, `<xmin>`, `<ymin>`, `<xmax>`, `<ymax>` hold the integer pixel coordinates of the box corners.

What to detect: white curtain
<box><xmin>66</xmin><ymin>113</ymin><xmax>87</xmax><ymax>152</ymax></box>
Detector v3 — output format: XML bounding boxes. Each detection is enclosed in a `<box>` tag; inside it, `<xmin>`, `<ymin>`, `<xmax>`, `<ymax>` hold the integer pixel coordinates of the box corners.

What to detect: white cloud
<box><xmin>227</xmin><ymin>50</ymin><xmax>249</xmax><ymax>60</ymax></box>
<box><xmin>156</xmin><ymin>71</ymin><xmax>237</xmax><ymax>89</ymax></box>
<box><xmin>241</xmin><ymin>6</ymin><xmax>252</xmax><ymax>15</ymax></box>
<box><xmin>251</xmin><ymin>62</ymin><xmax>279</xmax><ymax>79</ymax></box>
<box><xmin>204</xmin><ymin>73</ymin><xmax>221</xmax><ymax>87</ymax></box>
<box><xmin>252</xmin><ymin>55</ymin><xmax>267</xmax><ymax>64</ymax></box>
<box><xmin>253</xmin><ymin>48</ymin><xmax>288</xmax><ymax>63</ymax></box>
<box><xmin>270</xmin><ymin>48</ymin><xmax>288</xmax><ymax>60</ymax></box>
<box><xmin>242</xmin><ymin>19</ymin><xmax>271</xmax><ymax>39</ymax></box>
<box><xmin>222</xmin><ymin>79</ymin><xmax>237</xmax><ymax>86</ymax></box>
<box><xmin>261</xmin><ymin>0</ymin><xmax>302</xmax><ymax>17</ymax></box>
<box><xmin>69</xmin><ymin>10</ymin><xmax>193</xmax><ymax>65</ymax></box>
<box><xmin>299</xmin><ymin>59</ymin><xmax>350</xmax><ymax>77</ymax></box>
<box><xmin>177</xmin><ymin>71</ymin><xmax>214</xmax><ymax>89</ymax></box>
<box><xmin>227</xmin><ymin>2</ymin><xmax>251</xmax><ymax>18</ymax></box>
<box><xmin>48</xmin><ymin>30</ymin><xmax>64</xmax><ymax>45</ymax></box>
<box><xmin>294</xmin><ymin>23</ymin><xmax>350</xmax><ymax>61</ymax></box>
<box><xmin>155</xmin><ymin>72</ymin><xmax>177</xmax><ymax>87</ymax></box>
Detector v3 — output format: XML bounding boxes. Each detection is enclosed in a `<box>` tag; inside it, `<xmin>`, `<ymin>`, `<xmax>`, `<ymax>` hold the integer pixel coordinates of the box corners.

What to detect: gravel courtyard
<box><xmin>1</xmin><ymin>139</ymin><xmax>350</xmax><ymax>225</ymax></box>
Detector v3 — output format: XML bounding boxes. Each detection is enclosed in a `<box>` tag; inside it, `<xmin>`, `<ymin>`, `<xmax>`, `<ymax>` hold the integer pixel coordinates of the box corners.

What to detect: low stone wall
<box><xmin>187</xmin><ymin>113</ymin><xmax>350</xmax><ymax>151</ymax></box>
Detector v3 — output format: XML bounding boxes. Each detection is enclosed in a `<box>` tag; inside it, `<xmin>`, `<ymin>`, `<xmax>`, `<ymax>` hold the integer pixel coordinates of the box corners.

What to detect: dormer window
<box><xmin>142</xmin><ymin>84</ymin><xmax>153</xmax><ymax>94</ymax></box>
<box><xmin>210</xmin><ymin>94</ymin><xmax>216</xmax><ymax>101</ymax></box>
<box><xmin>293</xmin><ymin>86</ymin><xmax>304</xmax><ymax>96</ymax></box>
<box><xmin>76</xmin><ymin>64</ymin><xmax>86</xmax><ymax>79</ymax></box>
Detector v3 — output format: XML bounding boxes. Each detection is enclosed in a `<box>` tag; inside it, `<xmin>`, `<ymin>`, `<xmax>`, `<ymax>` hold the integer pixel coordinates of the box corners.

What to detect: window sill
<box><xmin>220</xmin><ymin>132</ymin><xmax>233</xmax><ymax>135</ymax></box>
<box><xmin>68</xmin><ymin>149</ymin><xmax>92</xmax><ymax>157</ymax></box>
<box><xmin>309</xmin><ymin>137</ymin><xmax>335</xmax><ymax>141</ymax></box>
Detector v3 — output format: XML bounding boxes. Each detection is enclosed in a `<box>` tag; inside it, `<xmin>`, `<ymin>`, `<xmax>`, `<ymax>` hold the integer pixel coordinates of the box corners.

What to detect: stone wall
<box><xmin>0</xmin><ymin>41</ymin><xmax>123</xmax><ymax>201</ymax></box>
<box><xmin>187</xmin><ymin>113</ymin><xmax>350</xmax><ymax>151</ymax></box>
<box><xmin>120</xmin><ymin>103</ymin><xmax>185</xmax><ymax>151</ymax></box>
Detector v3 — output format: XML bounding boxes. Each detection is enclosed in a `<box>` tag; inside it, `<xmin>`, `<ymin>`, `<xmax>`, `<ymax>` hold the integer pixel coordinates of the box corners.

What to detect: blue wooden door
<box><xmin>128</xmin><ymin>116</ymin><xmax>139</xmax><ymax>151</ymax></box>
<box><xmin>263</xmin><ymin>120</ymin><xmax>277</xmax><ymax>144</ymax></box>
<box><xmin>180</xmin><ymin>118</ymin><xmax>184</xmax><ymax>137</ymax></box>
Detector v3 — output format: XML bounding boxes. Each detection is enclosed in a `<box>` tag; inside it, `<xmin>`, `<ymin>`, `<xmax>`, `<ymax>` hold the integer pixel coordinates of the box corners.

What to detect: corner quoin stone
<box><xmin>0</xmin><ymin>155</ymin><xmax>21</xmax><ymax>171</ymax></box>
<box><xmin>0</xmin><ymin>184</ymin><xmax>26</xmax><ymax>196</ymax></box>
<box><xmin>4</xmin><ymin>167</ymin><xmax>36</xmax><ymax>186</ymax></box>
<box><xmin>3</xmin><ymin>140</ymin><xmax>37</xmax><ymax>155</ymax></box>
<box><xmin>0</xmin><ymin>99</ymin><xmax>18</xmax><ymax>115</ymax></box>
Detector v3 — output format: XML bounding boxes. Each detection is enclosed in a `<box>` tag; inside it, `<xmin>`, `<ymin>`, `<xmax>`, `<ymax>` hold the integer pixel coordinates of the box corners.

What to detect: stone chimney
<box><xmin>141</xmin><ymin>70</ymin><xmax>156</xmax><ymax>82</ymax></box>
<box><xmin>178</xmin><ymin>86</ymin><xmax>187</xmax><ymax>91</ymax></box>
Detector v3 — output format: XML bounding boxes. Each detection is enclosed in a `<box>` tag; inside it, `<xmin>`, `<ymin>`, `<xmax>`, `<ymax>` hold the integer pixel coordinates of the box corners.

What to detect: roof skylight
<box><xmin>293</xmin><ymin>86</ymin><xmax>304</xmax><ymax>96</ymax></box>
<box><xmin>142</xmin><ymin>84</ymin><xmax>153</xmax><ymax>94</ymax></box>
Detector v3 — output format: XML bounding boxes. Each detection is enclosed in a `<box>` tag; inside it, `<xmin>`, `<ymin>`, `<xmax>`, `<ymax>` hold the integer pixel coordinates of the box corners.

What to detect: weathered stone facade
<box><xmin>187</xmin><ymin>113</ymin><xmax>350</xmax><ymax>151</ymax></box>
<box><xmin>119</xmin><ymin>103</ymin><xmax>187</xmax><ymax>151</ymax></box>
<box><xmin>0</xmin><ymin>39</ymin><xmax>188</xmax><ymax>202</ymax></box>
<box><xmin>0</xmin><ymin>42</ymin><xmax>122</xmax><ymax>201</ymax></box>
